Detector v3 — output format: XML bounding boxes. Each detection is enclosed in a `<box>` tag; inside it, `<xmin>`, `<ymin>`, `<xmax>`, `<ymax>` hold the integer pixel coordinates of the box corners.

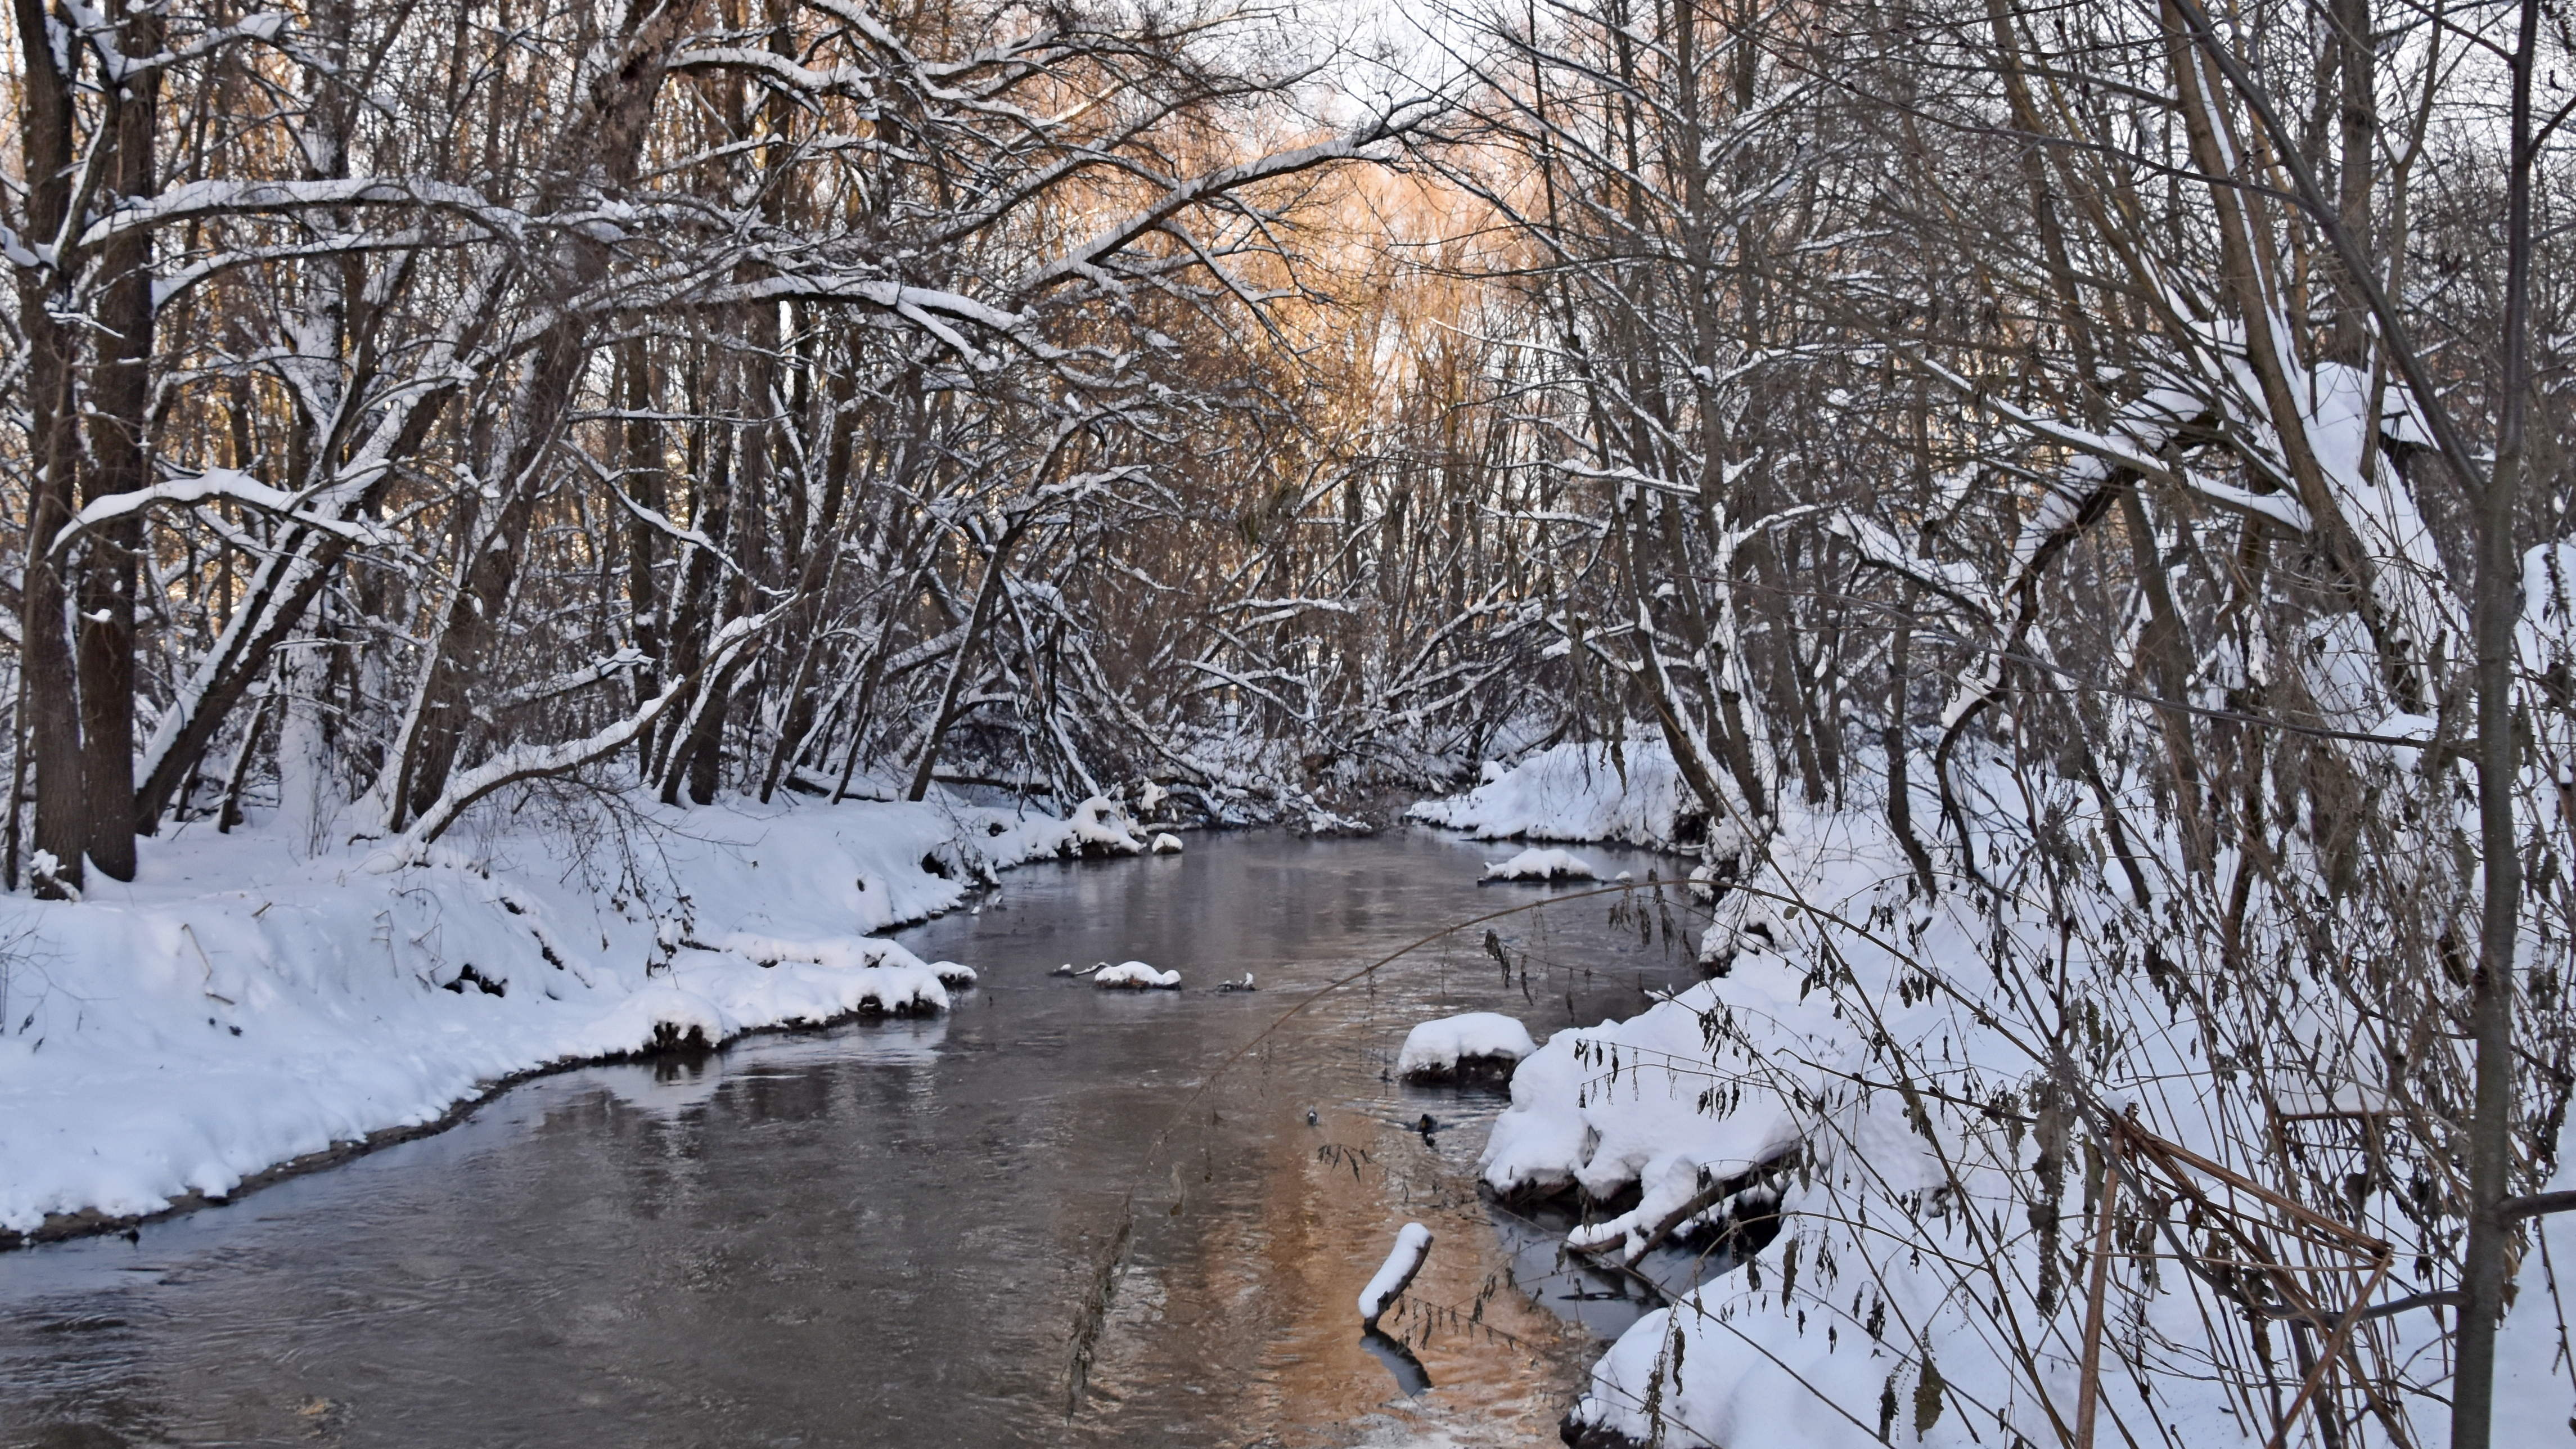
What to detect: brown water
<box><xmin>0</xmin><ymin>827</ymin><xmax>1712</xmax><ymax>1449</ymax></box>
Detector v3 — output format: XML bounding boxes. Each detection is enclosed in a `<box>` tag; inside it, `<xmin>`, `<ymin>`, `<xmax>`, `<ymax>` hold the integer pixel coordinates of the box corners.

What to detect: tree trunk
<box><xmin>1885</xmin><ymin>584</ymin><xmax>1935</xmax><ymax>894</ymax></box>
<box><xmin>758</xmin><ymin>375</ymin><xmax>863</xmax><ymax>802</ymax></box>
<box><xmin>908</xmin><ymin>515</ymin><xmax>1029</xmax><ymax>802</ymax></box>
<box><xmin>656</xmin><ymin>389</ymin><xmax>736</xmax><ymax>804</ymax></box>
<box><xmin>77</xmin><ymin>7</ymin><xmax>165</xmax><ymax>882</ymax></box>
<box><xmin>2324</xmin><ymin>0</ymin><xmax>2377</xmax><ymax>366</ymax></box>
<box><xmin>13</xmin><ymin>0</ymin><xmax>87</xmax><ymax>894</ymax></box>
<box><xmin>622</xmin><ymin>339</ymin><xmax>666</xmax><ymax>770</ymax></box>
<box><xmin>389</xmin><ymin>328</ymin><xmax>589</xmax><ymax>828</ymax></box>
<box><xmin>2451</xmin><ymin>6</ymin><xmax>2539</xmax><ymax>1444</ymax></box>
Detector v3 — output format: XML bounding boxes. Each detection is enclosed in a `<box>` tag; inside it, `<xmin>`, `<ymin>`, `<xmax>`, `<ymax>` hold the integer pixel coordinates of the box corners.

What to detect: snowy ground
<box><xmin>0</xmin><ymin>789</ymin><xmax>1150</xmax><ymax>1241</ymax></box>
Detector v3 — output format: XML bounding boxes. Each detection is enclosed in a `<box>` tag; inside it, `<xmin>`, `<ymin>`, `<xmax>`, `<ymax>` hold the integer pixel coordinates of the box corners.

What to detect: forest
<box><xmin>2</xmin><ymin>0</ymin><xmax>2572</xmax><ymax>1444</ymax></box>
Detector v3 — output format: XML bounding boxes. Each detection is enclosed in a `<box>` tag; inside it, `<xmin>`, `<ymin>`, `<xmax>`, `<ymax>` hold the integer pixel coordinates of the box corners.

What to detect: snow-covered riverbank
<box><xmin>0</xmin><ymin>791</ymin><xmax>1149</xmax><ymax>1244</ymax></box>
<box><xmin>1417</xmin><ymin>741</ymin><xmax>2576</xmax><ymax>1448</ymax></box>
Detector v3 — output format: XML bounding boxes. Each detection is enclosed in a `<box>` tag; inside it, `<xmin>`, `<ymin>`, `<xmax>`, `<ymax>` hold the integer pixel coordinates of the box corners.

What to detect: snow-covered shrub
<box><xmin>1061</xmin><ymin>796</ymin><xmax>1151</xmax><ymax>857</ymax></box>
<box><xmin>1411</xmin><ymin>739</ymin><xmax>1702</xmax><ymax>848</ymax></box>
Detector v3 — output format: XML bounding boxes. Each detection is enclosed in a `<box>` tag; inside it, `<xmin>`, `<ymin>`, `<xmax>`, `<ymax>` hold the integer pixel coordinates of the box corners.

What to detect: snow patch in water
<box><xmin>1092</xmin><ymin>961</ymin><xmax>1181</xmax><ymax>989</ymax></box>
<box><xmin>1397</xmin><ymin>1012</ymin><xmax>1537</xmax><ymax>1081</ymax></box>
<box><xmin>1480</xmin><ymin>848</ymin><xmax>1597</xmax><ymax>883</ymax></box>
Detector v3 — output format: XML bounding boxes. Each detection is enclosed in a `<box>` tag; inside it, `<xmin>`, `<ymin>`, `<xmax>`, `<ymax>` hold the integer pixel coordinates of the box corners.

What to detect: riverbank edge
<box><xmin>0</xmin><ymin>994</ymin><xmax>949</xmax><ymax>1253</ymax></box>
<box><xmin>0</xmin><ymin>790</ymin><xmax>1184</xmax><ymax>1247</ymax></box>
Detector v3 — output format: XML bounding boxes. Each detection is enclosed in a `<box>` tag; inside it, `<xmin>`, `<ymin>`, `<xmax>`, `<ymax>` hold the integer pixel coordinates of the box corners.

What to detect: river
<box><xmin>0</xmin><ymin>827</ymin><xmax>1713</xmax><ymax>1448</ymax></box>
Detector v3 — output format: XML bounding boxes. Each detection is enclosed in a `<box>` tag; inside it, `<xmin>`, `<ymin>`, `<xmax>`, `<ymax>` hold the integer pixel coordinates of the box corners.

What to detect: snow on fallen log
<box><xmin>1479</xmin><ymin>847</ymin><xmax>1598</xmax><ymax>883</ymax></box>
<box><xmin>1358</xmin><ymin>1222</ymin><xmax>1434</xmax><ymax>1325</ymax></box>
<box><xmin>1397</xmin><ymin>1012</ymin><xmax>1538</xmax><ymax>1083</ymax></box>
<box><xmin>1091</xmin><ymin>961</ymin><xmax>1181</xmax><ymax>989</ymax></box>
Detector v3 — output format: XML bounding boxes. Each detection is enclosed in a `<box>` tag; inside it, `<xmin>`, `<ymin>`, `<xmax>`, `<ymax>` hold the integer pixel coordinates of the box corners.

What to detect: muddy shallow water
<box><xmin>0</xmin><ymin>827</ymin><xmax>1713</xmax><ymax>1448</ymax></box>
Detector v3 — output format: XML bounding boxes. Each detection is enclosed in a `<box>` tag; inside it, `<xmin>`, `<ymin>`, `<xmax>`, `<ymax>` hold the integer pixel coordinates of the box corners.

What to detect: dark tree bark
<box><xmin>391</xmin><ymin>330</ymin><xmax>591</xmax><ymax>828</ymax></box>
<box><xmin>13</xmin><ymin>0</ymin><xmax>88</xmax><ymax>894</ymax></box>
<box><xmin>2451</xmin><ymin>4</ymin><xmax>2541</xmax><ymax>1443</ymax></box>
<box><xmin>656</xmin><ymin>385</ymin><xmax>736</xmax><ymax>806</ymax></box>
<box><xmin>77</xmin><ymin>4</ymin><xmax>167</xmax><ymax>883</ymax></box>
<box><xmin>622</xmin><ymin>339</ymin><xmax>667</xmax><ymax>770</ymax></box>
<box><xmin>2324</xmin><ymin>0</ymin><xmax>2377</xmax><ymax>366</ymax></box>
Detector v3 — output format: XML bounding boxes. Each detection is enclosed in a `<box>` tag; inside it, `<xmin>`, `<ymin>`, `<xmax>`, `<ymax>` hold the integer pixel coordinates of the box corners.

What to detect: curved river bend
<box><xmin>0</xmin><ymin>829</ymin><xmax>1708</xmax><ymax>1448</ymax></box>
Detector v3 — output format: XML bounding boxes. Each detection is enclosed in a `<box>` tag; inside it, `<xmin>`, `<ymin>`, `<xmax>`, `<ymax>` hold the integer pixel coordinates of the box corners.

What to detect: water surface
<box><xmin>0</xmin><ymin>827</ymin><xmax>1708</xmax><ymax>1448</ymax></box>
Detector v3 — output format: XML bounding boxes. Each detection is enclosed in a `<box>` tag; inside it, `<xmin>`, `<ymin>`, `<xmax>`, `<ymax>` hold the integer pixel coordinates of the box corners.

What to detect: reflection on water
<box><xmin>1360</xmin><ymin>1329</ymin><xmax>1433</xmax><ymax>1397</ymax></box>
<box><xmin>1485</xmin><ymin>1197</ymin><xmax>1772</xmax><ymax>1342</ymax></box>
<box><xmin>0</xmin><ymin>827</ymin><xmax>1713</xmax><ymax>1448</ymax></box>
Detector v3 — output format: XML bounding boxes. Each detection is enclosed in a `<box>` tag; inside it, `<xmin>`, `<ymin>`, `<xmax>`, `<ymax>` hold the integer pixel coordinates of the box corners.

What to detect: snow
<box><xmin>1150</xmin><ymin>831</ymin><xmax>1185</xmax><ymax>854</ymax></box>
<box><xmin>1408</xmin><ymin>738</ymin><xmax>1696</xmax><ymax>847</ymax></box>
<box><xmin>1479</xmin><ymin>847</ymin><xmax>1598</xmax><ymax>883</ymax></box>
<box><xmin>2498</xmin><ymin>1123</ymin><xmax>2576</xmax><ymax>1446</ymax></box>
<box><xmin>1395</xmin><ymin>1012</ymin><xmax>1537</xmax><ymax>1081</ymax></box>
<box><xmin>1357</xmin><ymin>1221</ymin><xmax>1433</xmax><ymax>1324</ymax></box>
<box><xmin>61</xmin><ymin>466</ymin><xmax>395</xmax><ymax>547</ymax></box>
<box><xmin>1445</xmin><ymin>747</ymin><xmax>2576</xmax><ymax>1447</ymax></box>
<box><xmin>1480</xmin><ymin>976</ymin><xmax>1804</xmax><ymax>1211</ymax></box>
<box><xmin>1065</xmin><ymin>794</ymin><xmax>1151</xmax><ymax>854</ymax></box>
<box><xmin>0</xmin><ymin>790</ymin><xmax>1113</xmax><ymax>1239</ymax></box>
<box><xmin>1091</xmin><ymin>961</ymin><xmax>1181</xmax><ymax>989</ymax></box>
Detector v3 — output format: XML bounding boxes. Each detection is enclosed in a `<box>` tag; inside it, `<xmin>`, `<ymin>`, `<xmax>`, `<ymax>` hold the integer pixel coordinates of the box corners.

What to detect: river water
<box><xmin>0</xmin><ymin>827</ymin><xmax>1713</xmax><ymax>1448</ymax></box>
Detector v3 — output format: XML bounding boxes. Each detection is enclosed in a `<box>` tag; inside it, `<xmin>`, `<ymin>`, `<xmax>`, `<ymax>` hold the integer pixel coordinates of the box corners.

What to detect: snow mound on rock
<box><xmin>1480</xmin><ymin>847</ymin><xmax>1597</xmax><ymax>882</ymax></box>
<box><xmin>1479</xmin><ymin>979</ymin><xmax>1806</xmax><ymax>1204</ymax></box>
<box><xmin>1092</xmin><ymin>961</ymin><xmax>1181</xmax><ymax>989</ymax></box>
<box><xmin>1396</xmin><ymin>1012</ymin><xmax>1538</xmax><ymax>1082</ymax></box>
